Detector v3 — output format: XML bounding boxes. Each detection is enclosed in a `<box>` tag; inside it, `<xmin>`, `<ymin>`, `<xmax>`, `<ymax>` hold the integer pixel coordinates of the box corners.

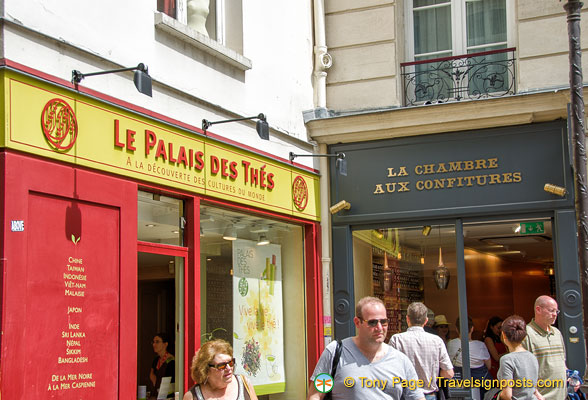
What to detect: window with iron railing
<box><xmin>404</xmin><ymin>0</ymin><xmax>515</xmax><ymax>105</ymax></box>
<box><xmin>401</xmin><ymin>47</ymin><xmax>516</xmax><ymax>106</ymax></box>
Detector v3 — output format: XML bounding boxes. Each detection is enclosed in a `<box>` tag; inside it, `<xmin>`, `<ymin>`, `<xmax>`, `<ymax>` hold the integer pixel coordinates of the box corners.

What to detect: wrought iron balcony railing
<box><xmin>400</xmin><ymin>47</ymin><xmax>516</xmax><ymax>106</ymax></box>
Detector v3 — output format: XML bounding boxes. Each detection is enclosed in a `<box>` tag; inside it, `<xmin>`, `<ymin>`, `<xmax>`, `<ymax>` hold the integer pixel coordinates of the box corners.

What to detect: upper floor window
<box><xmin>402</xmin><ymin>0</ymin><xmax>515</xmax><ymax>105</ymax></box>
<box><xmin>407</xmin><ymin>0</ymin><xmax>509</xmax><ymax>62</ymax></box>
<box><xmin>157</xmin><ymin>0</ymin><xmax>243</xmax><ymax>54</ymax></box>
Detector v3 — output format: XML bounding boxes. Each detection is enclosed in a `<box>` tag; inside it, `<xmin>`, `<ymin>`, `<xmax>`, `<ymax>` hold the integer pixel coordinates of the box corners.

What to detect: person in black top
<box><xmin>149</xmin><ymin>332</ymin><xmax>175</xmax><ymax>398</ymax></box>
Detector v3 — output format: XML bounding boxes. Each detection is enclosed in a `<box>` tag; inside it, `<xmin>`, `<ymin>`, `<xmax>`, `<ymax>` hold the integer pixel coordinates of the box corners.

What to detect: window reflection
<box><xmin>353</xmin><ymin>225</ymin><xmax>458</xmax><ymax>341</ymax></box>
<box><xmin>199</xmin><ymin>204</ymin><xmax>306</xmax><ymax>397</ymax></box>
<box><xmin>138</xmin><ymin>191</ymin><xmax>184</xmax><ymax>246</ymax></box>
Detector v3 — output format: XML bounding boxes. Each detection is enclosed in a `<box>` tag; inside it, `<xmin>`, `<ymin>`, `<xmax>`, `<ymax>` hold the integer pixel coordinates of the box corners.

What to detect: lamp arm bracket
<box><xmin>289</xmin><ymin>152</ymin><xmax>345</xmax><ymax>162</ymax></box>
<box><xmin>71</xmin><ymin>64</ymin><xmax>148</xmax><ymax>84</ymax></box>
<box><xmin>201</xmin><ymin>114</ymin><xmax>267</xmax><ymax>132</ymax></box>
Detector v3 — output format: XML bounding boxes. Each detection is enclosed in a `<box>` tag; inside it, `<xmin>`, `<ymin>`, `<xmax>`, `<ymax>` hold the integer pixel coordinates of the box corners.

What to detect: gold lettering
<box><xmin>464</xmin><ymin>176</ymin><xmax>476</xmax><ymax>186</ymax></box>
<box><xmin>414</xmin><ymin>165</ymin><xmax>423</xmax><ymax>175</ymax></box>
<box><xmin>434</xmin><ymin>179</ymin><xmax>445</xmax><ymax>189</ymax></box>
<box><xmin>386</xmin><ymin>183</ymin><xmax>397</xmax><ymax>193</ymax></box>
<box><xmin>423</xmin><ymin>164</ymin><xmax>435</xmax><ymax>174</ymax></box>
<box><xmin>513</xmin><ymin>172</ymin><xmax>522</xmax><ymax>182</ymax></box>
<box><xmin>475</xmin><ymin>159</ymin><xmax>487</xmax><ymax>170</ymax></box>
<box><xmin>416</xmin><ymin>181</ymin><xmax>425</xmax><ymax>191</ymax></box>
<box><xmin>489</xmin><ymin>174</ymin><xmax>502</xmax><ymax>184</ymax></box>
<box><xmin>488</xmin><ymin>158</ymin><xmax>499</xmax><ymax>168</ymax></box>
<box><xmin>398</xmin><ymin>166</ymin><xmax>408</xmax><ymax>176</ymax></box>
<box><xmin>436</xmin><ymin>163</ymin><xmax>448</xmax><ymax>173</ymax></box>
<box><xmin>446</xmin><ymin>177</ymin><xmax>456</xmax><ymax>188</ymax></box>
<box><xmin>448</xmin><ymin>162</ymin><xmax>462</xmax><ymax>172</ymax></box>
<box><xmin>387</xmin><ymin>168</ymin><xmax>397</xmax><ymax>177</ymax></box>
<box><xmin>398</xmin><ymin>182</ymin><xmax>410</xmax><ymax>192</ymax></box>
<box><xmin>463</xmin><ymin>160</ymin><xmax>474</xmax><ymax>171</ymax></box>
<box><xmin>502</xmin><ymin>172</ymin><xmax>513</xmax><ymax>183</ymax></box>
<box><xmin>476</xmin><ymin>175</ymin><xmax>488</xmax><ymax>185</ymax></box>
<box><xmin>374</xmin><ymin>184</ymin><xmax>385</xmax><ymax>194</ymax></box>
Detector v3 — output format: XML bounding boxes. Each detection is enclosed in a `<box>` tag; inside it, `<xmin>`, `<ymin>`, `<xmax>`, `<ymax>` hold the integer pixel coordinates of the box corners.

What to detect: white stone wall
<box><xmin>2</xmin><ymin>0</ymin><xmax>316</xmax><ymax>165</ymax></box>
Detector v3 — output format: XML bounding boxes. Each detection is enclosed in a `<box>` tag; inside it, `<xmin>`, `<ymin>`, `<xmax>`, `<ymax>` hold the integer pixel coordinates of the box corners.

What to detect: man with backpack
<box><xmin>307</xmin><ymin>296</ymin><xmax>425</xmax><ymax>400</ymax></box>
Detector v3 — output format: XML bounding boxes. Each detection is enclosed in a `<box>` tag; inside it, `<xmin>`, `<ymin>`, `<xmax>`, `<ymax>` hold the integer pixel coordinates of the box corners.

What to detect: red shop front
<box><xmin>0</xmin><ymin>64</ymin><xmax>324</xmax><ymax>399</ymax></box>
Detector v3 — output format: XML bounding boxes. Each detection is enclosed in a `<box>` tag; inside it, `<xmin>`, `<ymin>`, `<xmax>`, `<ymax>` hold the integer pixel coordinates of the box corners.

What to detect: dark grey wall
<box><xmin>329</xmin><ymin>121</ymin><xmax>573</xmax><ymax>225</ymax></box>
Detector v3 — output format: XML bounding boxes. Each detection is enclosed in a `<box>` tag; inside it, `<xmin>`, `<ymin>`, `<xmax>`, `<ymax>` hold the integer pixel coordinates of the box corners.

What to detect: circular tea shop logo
<box><xmin>41</xmin><ymin>98</ymin><xmax>78</xmax><ymax>151</ymax></box>
<box><xmin>292</xmin><ymin>175</ymin><xmax>308</xmax><ymax>211</ymax></box>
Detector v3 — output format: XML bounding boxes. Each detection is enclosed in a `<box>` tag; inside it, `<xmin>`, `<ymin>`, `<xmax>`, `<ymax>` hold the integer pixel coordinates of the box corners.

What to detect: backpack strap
<box><xmin>330</xmin><ymin>340</ymin><xmax>343</xmax><ymax>378</ymax></box>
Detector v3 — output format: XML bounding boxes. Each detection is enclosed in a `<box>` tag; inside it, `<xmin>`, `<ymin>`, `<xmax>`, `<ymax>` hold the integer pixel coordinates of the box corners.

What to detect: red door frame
<box><xmin>137</xmin><ymin>240</ymin><xmax>189</xmax><ymax>393</ymax></box>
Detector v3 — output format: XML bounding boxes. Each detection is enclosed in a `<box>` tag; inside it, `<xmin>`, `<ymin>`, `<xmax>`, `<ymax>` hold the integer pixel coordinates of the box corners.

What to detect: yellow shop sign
<box><xmin>2</xmin><ymin>72</ymin><xmax>319</xmax><ymax>221</ymax></box>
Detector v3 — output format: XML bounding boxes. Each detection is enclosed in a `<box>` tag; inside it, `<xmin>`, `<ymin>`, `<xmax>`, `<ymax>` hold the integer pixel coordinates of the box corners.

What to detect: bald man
<box><xmin>522</xmin><ymin>295</ymin><xmax>566</xmax><ymax>400</ymax></box>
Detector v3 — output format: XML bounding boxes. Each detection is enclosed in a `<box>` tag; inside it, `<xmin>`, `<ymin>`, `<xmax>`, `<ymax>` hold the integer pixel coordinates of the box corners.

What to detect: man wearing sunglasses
<box><xmin>522</xmin><ymin>295</ymin><xmax>566</xmax><ymax>400</ymax></box>
<box><xmin>389</xmin><ymin>302</ymin><xmax>454</xmax><ymax>400</ymax></box>
<box><xmin>307</xmin><ymin>296</ymin><xmax>425</xmax><ymax>400</ymax></box>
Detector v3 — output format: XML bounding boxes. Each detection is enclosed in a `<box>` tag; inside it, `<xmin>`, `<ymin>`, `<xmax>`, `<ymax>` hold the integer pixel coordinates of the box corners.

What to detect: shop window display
<box><xmin>199</xmin><ymin>204</ymin><xmax>306</xmax><ymax>398</ymax></box>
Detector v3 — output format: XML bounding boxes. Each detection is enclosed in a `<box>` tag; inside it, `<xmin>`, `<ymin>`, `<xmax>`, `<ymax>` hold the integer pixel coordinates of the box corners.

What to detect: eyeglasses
<box><xmin>209</xmin><ymin>358</ymin><xmax>236</xmax><ymax>370</ymax></box>
<box><xmin>359</xmin><ymin>318</ymin><xmax>389</xmax><ymax>327</ymax></box>
<box><xmin>542</xmin><ymin>307</ymin><xmax>560</xmax><ymax>315</ymax></box>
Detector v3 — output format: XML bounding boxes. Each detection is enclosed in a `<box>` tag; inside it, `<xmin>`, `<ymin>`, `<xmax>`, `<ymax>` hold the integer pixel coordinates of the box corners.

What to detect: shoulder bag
<box><xmin>323</xmin><ymin>340</ymin><xmax>343</xmax><ymax>400</ymax></box>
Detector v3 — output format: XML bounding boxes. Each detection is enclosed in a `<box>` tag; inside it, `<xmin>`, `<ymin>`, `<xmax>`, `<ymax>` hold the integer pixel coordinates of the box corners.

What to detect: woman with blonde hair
<box><xmin>183</xmin><ymin>339</ymin><xmax>258</xmax><ymax>400</ymax></box>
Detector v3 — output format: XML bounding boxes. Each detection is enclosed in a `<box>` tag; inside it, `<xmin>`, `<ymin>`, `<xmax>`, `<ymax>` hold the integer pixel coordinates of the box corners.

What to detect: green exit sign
<box><xmin>519</xmin><ymin>222</ymin><xmax>545</xmax><ymax>234</ymax></box>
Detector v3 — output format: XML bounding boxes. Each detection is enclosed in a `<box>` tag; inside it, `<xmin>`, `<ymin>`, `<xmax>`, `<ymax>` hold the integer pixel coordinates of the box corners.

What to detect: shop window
<box><xmin>462</xmin><ymin>218</ymin><xmax>555</xmax><ymax>337</ymax></box>
<box><xmin>354</xmin><ymin>219</ymin><xmax>556</xmax><ymax>375</ymax></box>
<box><xmin>137</xmin><ymin>190</ymin><xmax>187</xmax><ymax>398</ymax></box>
<box><xmin>353</xmin><ymin>225</ymin><xmax>458</xmax><ymax>342</ymax></box>
<box><xmin>199</xmin><ymin>204</ymin><xmax>306</xmax><ymax>398</ymax></box>
<box><xmin>156</xmin><ymin>0</ymin><xmax>244</xmax><ymax>56</ymax></box>
<box><xmin>138</xmin><ymin>190</ymin><xmax>184</xmax><ymax>246</ymax></box>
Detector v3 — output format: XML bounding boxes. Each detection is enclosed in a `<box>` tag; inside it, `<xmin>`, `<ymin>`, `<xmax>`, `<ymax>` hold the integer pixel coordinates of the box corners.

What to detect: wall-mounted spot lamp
<box><xmin>289</xmin><ymin>152</ymin><xmax>347</xmax><ymax>175</ymax></box>
<box><xmin>72</xmin><ymin>63</ymin><xmax>152</xmax><ymax>97</ymax></box>
<box><xmin>329</xmin><ymin>199</ymin><xmax>351</xmax><ymax>215</ymax></box>
<box><xmin>422</xmin><ymin>225</ymin><xmax>432</xmax><ymax>236</ymax></box>
<box><xmin>202</xmin><ymin>113</ymin><xmax>269</xmax><ymax>140</ymax></box>
<box><xmin>544</xmin><ymin>183</ymin><xmax>567</xmax><ymax>197</ymax></box>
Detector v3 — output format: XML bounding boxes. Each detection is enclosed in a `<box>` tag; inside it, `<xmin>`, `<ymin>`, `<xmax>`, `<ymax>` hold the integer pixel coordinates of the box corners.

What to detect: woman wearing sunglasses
<box><xmin>184</xmin><ymin>339</ymin><xmax>258</xmax><ymax>400</ymax></box>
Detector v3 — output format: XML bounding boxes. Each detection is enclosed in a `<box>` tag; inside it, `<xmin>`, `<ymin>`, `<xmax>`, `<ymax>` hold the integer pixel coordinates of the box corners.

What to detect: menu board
<box><xmin>24</xmin><ymin>194</ymin><xmax>119</xmax><ymax>398</ymax></box>
<box><xmin>232</xmin><ymin>240</ymin><xmax>285</xmax><ymax>394</ymax></box>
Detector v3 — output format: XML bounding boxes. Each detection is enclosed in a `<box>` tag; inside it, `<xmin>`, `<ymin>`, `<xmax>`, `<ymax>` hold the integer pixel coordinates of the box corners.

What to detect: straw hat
<box><xmin>434</xmin><ymin>315</ymin><xmax>449</xmax><ymax>326</ymax></box>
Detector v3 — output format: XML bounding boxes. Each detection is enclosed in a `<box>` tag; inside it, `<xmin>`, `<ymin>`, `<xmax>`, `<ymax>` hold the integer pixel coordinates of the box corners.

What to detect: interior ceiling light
<box><xmin>200</xmin><ymin>214</ymin><xmax>215</xmax><ymax>223</ymax></box>
<box><xmin>513</xmin><ymin>224</ymin><xmax>521</xmax><ymax>234</ymax></box>
<box><xmin>223</xmin><ymin>225</ymin><xmax>238</xmax><ymax>241</ymax></box>
<box><xmin>250</xmin><ymin>224</ymin><xmax>269</xmax><ymax>233</ymax></box>
<box><xmin>146</xmin><ymin>224</ymin><xmax>155</xmax><ymax>228</ymax></box>
<box><xmin>422</xmin><ymin>226</ymin><xmax>432</xmax><ymax>236</ymax></box>
<box><xmin>257</xmin><ymin>234</ymin><xmax>270</xmax><ymax>246</ymax></box>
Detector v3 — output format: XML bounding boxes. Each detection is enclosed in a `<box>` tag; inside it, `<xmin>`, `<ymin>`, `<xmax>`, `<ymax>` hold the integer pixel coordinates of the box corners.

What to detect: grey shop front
<box><xmin>328</xmin><ymin>120</ymin><xmax>585</xmax><ymax>374</ymax></box>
